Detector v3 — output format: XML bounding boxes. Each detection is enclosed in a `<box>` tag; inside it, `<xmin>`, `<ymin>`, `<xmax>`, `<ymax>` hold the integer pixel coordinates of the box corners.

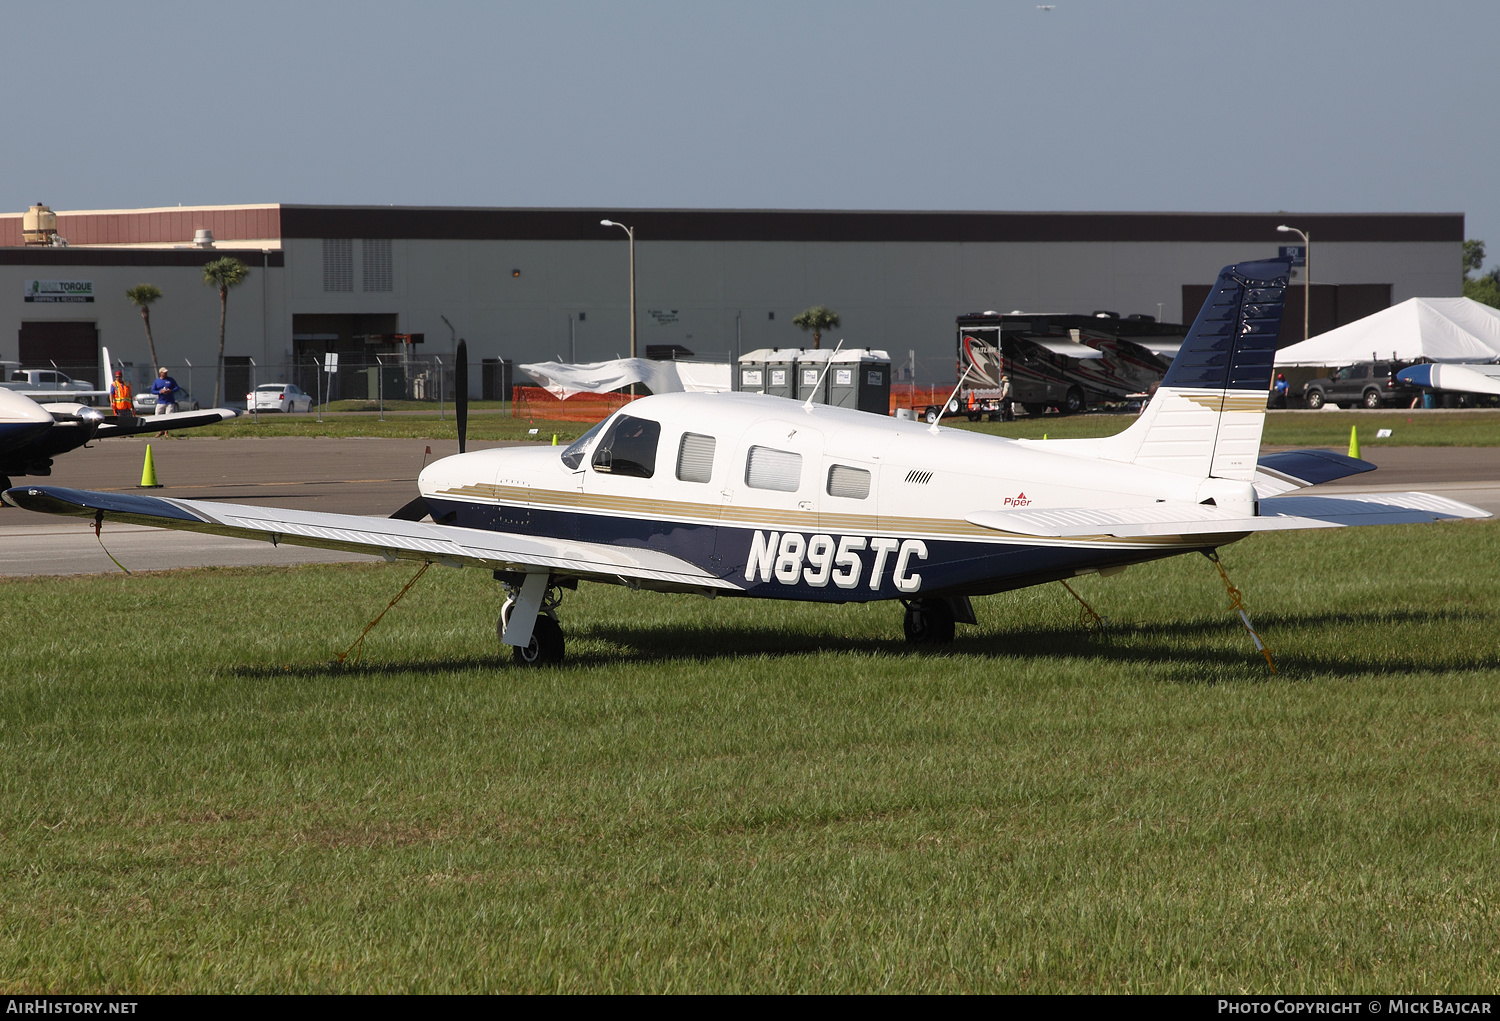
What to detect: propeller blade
<box><xmin>455</xmin><ymin>338</ymin><xmax>468</xmax><ymax>454</ymax></box>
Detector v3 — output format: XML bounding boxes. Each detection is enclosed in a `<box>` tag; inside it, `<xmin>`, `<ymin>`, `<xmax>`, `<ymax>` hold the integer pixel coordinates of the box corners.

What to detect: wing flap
<box><xmin>968</xmin><ymin>491</ymin><xmax>1488</xmax><ymax>538</ymax></box>
<box><xmin>3</xmin><ymin>485</ymin><xmax>740</xmax><ymax>591</ymax></box>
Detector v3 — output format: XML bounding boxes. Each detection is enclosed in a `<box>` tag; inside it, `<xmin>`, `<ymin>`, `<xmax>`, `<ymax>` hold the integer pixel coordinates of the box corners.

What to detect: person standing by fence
<box><xmin>109</xmin><ymin>370</ymin><xmax>134</xmax><ymax>427</ymax></box>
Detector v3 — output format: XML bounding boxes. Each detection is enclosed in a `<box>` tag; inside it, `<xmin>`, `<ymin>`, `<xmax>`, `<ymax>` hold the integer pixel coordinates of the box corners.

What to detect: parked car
<box><xmin>1302</xmin><ymin>361</ymin><xmax>1422</xmax><ymax>409</ymax></box>
<box><xmin>133</xmin><ymin>387</ymin><xmax>202</xmax><ymax>413</ymax></box>
<box><xmin>247</xmin><ymin>382</ymin><xmax>313</xmax><ymax>413</ymax></box>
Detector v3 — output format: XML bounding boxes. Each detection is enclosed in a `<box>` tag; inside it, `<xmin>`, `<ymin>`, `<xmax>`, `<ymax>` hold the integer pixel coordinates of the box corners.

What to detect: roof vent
<box><xmin>193</xmin><ymin>228</ymin><xmax>215</xmax><ymax>248</ymax></box>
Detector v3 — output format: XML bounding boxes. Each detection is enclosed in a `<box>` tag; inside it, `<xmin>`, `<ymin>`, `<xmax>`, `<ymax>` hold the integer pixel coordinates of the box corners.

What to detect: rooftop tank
<box><xmin>22</xmin><ymin>203</ymin><xmax>57</xmax><ymax>246</ymax></box>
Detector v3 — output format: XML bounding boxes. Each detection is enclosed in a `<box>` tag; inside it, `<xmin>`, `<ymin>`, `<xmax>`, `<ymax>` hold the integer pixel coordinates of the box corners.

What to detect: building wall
<box><xmin>0</xmin><ymin>251</ymin><xmax>285</xmax><ymax>398</ymax></box>
<box><xmin>0</xmin><ymin>206</ymin><xmax>1463</xmax><ymax>392</ymax></box>
<box><xmin>278</xmin><ymin>235</ymin><xmax>1461</xmax><ymax>379</ymax></box>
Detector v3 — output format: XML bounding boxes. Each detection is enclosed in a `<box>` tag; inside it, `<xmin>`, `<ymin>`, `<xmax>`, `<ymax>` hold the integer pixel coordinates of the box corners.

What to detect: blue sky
<box><xmin>4</xmin><ymin>0</ymin><xmax>1494</xmax><ymax>269</ymax></box>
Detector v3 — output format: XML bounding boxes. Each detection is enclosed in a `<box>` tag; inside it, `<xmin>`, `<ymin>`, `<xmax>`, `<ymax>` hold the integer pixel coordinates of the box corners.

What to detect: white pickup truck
<box><xmin>0</xmin><ymin>365</ymin><xmax>105</xmax><ymax>404</ymax></box>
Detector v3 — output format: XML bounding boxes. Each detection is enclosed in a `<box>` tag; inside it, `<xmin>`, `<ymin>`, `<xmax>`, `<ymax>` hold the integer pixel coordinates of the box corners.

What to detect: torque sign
<box><xmin>745</xmin><ymin>531</ymin><xmax>927</xmax><ymax>592</ymax></box>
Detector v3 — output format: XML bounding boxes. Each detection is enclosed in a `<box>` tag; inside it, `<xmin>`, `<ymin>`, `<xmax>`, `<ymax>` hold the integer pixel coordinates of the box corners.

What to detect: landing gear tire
<box><xmin>1062</xmin><ymin>387</ymin><xmax>1086</xmax><ymax>415</ymax></box>
<box><xmin>1363</xmin><ymin>389</ymin><xmax>1383</xmax><ymax>409</ymax></box>
<box><xmin>903</xmin><ymin>598</ymin><xmax>956</xmax><ymax>645</ymax></box>
<box><xmin>512</xmin><ymin>615</ymin><xmax>565</xmax><ymax>666</ymax></box>
<box><xmin>499</xmin><ymin>587</ymin><xmax>567</xmax><ymax>667</ymax></box>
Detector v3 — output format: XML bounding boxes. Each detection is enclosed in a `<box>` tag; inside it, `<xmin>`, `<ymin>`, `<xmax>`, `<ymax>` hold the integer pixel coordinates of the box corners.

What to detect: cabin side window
<box><xmin>826</xmin><ymin>464</ymin><xmax>870</xmax><ymax>500</ymax></box>
<box><xmin>675</xmin><ymin>433</ymin><xmax>716</xmax><ymax>484</ymax></box>
<box><xmin>745</xmin><ymin>445</ymin><xmax>802</xmax><ymax>492</ymax></box>
<box><xmin>591</xmin><ymin>414</ymin><xmax>661</xmax><ymax>478</ymax></box>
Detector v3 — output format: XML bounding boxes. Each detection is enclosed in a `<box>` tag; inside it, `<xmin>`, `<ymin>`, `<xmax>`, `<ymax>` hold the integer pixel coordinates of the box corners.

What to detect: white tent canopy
<box><xmin>1275</xmin><ymin>297</ymin><xmax>1500</xmax><ymax>366</ymax></box>
<box><xmin>520</xmin><ymin>357</ymin><xmax>731</xmax><ymax>399</ymax></box>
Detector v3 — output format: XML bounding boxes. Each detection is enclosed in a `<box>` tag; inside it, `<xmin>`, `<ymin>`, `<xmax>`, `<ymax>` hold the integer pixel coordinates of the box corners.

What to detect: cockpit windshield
<box><xmin>559</xmin><ymin>419</ymin><xmax>606</xmax><ymax>470</ymax></box>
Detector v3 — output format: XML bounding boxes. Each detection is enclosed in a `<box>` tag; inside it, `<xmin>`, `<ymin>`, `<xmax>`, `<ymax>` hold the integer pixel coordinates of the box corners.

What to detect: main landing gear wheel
<box><xmin>512</xmin><ymin>616</ymin><xmax>565</xmax><ymax>666</ymax></box>
<box><xmin>498</xmin><ymin>586</ymin><xmax>567</xmax><ymax>666</ymax></box>
<box><xmin>903</xmin><ymin>598</ymin><xmax>956</xmax><ymax>645</ymax></box>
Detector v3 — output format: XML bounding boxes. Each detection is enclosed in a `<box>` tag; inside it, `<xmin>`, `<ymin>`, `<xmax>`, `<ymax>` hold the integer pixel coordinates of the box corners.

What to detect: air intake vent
<box><xmin>362</xmin><ymin>238</ymin><xmax>392</xmax><ymax>292</ymax></box>
<box><xmin>323</xmin><ymin>239</ymin><xmax>353</xmax><ymax>292</ymax></box>
<box><xmin>904</xmin><ymin>470</ymin><xmax>933</xmax><ymax>485</ymax></box>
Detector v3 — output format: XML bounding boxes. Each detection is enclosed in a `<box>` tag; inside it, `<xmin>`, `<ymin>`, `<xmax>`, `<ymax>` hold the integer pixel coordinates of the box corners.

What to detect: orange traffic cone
<box><xmin>138</xmin><ymin>444</ymin><xmax>162</xmax><ymax>488</ymax></box>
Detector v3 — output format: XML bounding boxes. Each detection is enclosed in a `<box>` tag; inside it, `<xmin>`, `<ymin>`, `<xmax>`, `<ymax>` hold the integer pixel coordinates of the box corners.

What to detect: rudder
<box><xmin>1099</xmin><ymin>257</ymin><xmax>1290</xmax><ymax>481</ymax></box>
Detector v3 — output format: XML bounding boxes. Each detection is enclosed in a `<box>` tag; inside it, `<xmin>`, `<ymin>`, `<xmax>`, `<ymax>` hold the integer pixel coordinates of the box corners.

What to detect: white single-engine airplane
<box><xmin>0</xmin><ymin>348</ymin><xmax>238</xmax><ymax>492</ymax></box>
<box><xmin>4</xmin><ymin>258</ymin><xmax>1490</xmax><ymax>664</ymax></box>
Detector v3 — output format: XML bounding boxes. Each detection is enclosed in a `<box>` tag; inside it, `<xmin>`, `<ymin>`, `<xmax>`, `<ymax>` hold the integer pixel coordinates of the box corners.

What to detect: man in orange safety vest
<box><xmin>110</xmin><ymin>370</ymin><xmax>134</xmax><ymax>426</ymax></box>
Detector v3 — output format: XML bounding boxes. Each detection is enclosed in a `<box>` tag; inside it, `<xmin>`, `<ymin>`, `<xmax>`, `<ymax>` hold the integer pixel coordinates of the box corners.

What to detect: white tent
<box><xmin>519</xmin><ymin>357</ymin><xmax>731</xmax><ymax>399</ymax></box>
<box><xmin>1274</xmin><ymin>297</ymin><xmax>1500</xmax><ymax>366</ymax></box>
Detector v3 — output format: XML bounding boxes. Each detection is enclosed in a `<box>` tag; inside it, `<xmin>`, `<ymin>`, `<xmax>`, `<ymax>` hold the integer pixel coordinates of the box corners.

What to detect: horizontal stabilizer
<box><xmin>2</xmin><ymin>485</ymin><xmax>740</xmax><ymax>592</ymax></box>
<box><xmin>968</xmin><ymin>491</ymin><xmax>1488</xmax><ymax>539</ymax></box>
<box><xmin>1254</xmin><ymin>448</ymin><xmax>1376</xmax><ymax>497</ymax></box>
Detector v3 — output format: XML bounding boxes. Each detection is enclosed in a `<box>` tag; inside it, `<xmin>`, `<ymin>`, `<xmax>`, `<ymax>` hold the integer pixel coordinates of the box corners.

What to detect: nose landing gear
<box><xmin>498</xmin><ymin>573</ymin><xmax>567</xmax><ymax>666</ymax></box>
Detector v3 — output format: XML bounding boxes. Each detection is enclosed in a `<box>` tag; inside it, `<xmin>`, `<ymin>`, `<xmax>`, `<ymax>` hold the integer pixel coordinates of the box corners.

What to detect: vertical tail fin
<box><xmin>1099</xmin><ymin>257</ymin><xmax>1290</xmax><ymax>480</ymax></box>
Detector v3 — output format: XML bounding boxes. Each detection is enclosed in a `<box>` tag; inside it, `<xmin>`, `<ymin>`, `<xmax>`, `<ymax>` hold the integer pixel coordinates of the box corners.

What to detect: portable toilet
<box><xmin>827</xmin><ymin>349</ymin><xmax>892</xmax><ymax>414</ymax></box>
<box><xmin>794</xmin><ymin>348</ymin><xmax>833</xmax><ymax>404</ymax></box>
<box><xmin>765</xmin><ymin>348</ymin><xmax>798</xmax><ymax>400</ymax></box>
<box><xmin>736</xmin><ymin>348</ymin><xmax>774</xmax><ymax>395</ymax></box>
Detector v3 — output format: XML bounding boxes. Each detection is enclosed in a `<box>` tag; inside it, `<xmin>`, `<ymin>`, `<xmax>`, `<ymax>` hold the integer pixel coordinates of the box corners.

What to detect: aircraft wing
<box><xmin>1397</xmin><ymin>363</ymin><xmax>1500</xmax><ymax>396</ymax></box>
<box><xmin>94</xmin><ymin>408</ymin><xmax>238</xmax><ymax>436</ymax></box>
<box><xmin>2</xmin><ymin>485</ymin><xmax>740</xmax><ymax>592</ymax></box>
<box><xmin>968</xmin><ymin>491</ymin><xmax>1488</xmax><ymax>539</ymax></box>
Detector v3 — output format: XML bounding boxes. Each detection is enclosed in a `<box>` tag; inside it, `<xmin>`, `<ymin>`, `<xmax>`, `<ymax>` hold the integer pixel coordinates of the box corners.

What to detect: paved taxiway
<box><xmin>0</xmin><ymin>436</ymin><xmax>517</xmax><ymax>577</ymax></box>
<box><xmin>2</xmin><ymin>435</ymin><xmax>1497</xmax><ymax>577</ymax></box>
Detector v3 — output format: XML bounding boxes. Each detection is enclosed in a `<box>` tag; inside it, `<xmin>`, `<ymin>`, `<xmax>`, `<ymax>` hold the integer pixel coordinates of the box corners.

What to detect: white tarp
<box><xmin>1275</xmin><ymin>297</ymin><xmax>1500</xmax><ymax>366</ymax></box>
<box><xmin>520</xmin><ymin>358</ymin><xmax>731</xmax><ymax>399</ymax></box>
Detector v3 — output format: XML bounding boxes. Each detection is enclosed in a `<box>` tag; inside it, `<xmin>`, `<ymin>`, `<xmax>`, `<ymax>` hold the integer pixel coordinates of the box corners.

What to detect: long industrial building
<box><xmin>0</xmin><ymin>203</ymin><xmax>1463</xmax><ymax>399</ymax></box>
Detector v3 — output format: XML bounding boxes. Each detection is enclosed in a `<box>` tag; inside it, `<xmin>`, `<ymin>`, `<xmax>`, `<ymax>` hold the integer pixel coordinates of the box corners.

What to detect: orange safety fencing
<box><xmin>890</xmin><ymin>384</ymin><xmax>955</xmax><ymax>415</ymax></box>
<box><xmin>511</xmin><ymin>386</ymin><xmax>641</xmax><ymax>423</ymax></box>
<box><xmin>512</xmin><ymin>383</ymin><xmax>959</xmax><ymax>422</ymax></box>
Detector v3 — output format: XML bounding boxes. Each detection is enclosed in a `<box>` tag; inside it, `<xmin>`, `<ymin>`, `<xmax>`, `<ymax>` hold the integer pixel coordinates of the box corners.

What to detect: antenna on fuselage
<box><xmin>802</xmin><ymin>338</ymin><xmax>845</xmax><ymax>413</ymax></box>
<box><xmin>928</xmin><ymin>363</ymin><xmax>976</xmax><ymax>434</ymax></box>
<box><xmin>455</xmin><ymin>338</ymin><xmax>469</xmax><ymax>454</ymax></box>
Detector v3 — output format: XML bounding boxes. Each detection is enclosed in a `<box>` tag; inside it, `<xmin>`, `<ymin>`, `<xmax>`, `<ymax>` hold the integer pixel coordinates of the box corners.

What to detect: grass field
<box><xmin>184</xmin><ymin>407</ymin><xmax>1500</xmax><ymax>448</ymax></box>
<box><xmin>3</xmin><ymin>522</ymin><xmax>1499</xmax><ymax>992</ymax></box>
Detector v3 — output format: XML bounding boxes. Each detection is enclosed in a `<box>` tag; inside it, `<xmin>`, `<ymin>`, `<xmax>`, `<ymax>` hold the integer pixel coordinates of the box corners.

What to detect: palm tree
<box><xmin>202</xmin><ymin>257</ymin><xmax>250</xmax><ymax>406</ymax></box>
<box><xmin>124</xmin><ymin>284</ymin><xmax>163</xmax><ymax>369</ymax></box>
<box><xmin>793</xmin><ymin>305</ymin><xmax>841</xmax><ymax>349</ymax></box>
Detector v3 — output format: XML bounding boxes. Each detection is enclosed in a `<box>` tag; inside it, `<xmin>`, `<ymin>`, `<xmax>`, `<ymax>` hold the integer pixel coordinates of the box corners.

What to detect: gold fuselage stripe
<box><xmin>433</xmin><ymin>484</ymin><xmax>1216</xmax><ymax>549</ymax></box>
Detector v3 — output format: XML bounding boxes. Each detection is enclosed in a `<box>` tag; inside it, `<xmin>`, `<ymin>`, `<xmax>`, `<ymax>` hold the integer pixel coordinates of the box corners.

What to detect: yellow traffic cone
<box><xmin>138</xmin><ymin>444</ymin><xmax>162</xmax><ymax>488</ymax></box>
<box><xmin>552</xmin><ymin>434</ymin><xmax>558</xmax><ymax>446</ymax></box>
<box><xmin>1348</xmin><ymin>426</ymin><xmax>1360</xmax><ymax>459</ymax></box>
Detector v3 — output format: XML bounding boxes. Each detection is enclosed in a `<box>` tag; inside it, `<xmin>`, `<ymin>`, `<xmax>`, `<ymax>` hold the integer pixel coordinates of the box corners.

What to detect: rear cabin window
<box><xmin>676</xmin><ymin>433</ymin><xmax>716</xmax><ymax>483</ymax></box>
<box><xmin>826</xmin><ymin>464</ymin><xmax>871</xmax><ymax>500</ymax></box>
<box><xmin>591</xmin><ymin>415</ymin><xmax>661</xmax><ymax>478</ymax></box>
<box><xmin>745</xmin><ymin>446</ymin><xmax>802</xmax><ymax>492</ymax></box>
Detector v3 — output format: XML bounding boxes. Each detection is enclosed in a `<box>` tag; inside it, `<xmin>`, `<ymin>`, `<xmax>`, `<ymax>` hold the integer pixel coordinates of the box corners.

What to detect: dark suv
<box><xmin>1302</xmin><ymin>361</ymin><xmax>1421</xmax><ymax>409</ymax></box>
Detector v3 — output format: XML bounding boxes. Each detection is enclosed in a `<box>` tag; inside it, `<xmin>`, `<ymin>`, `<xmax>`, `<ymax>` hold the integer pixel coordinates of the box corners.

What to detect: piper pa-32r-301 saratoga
<box><xmin>4</xmin><ymin>258</ymin><xmax>1489</xmax><ymax>664</ymax></box>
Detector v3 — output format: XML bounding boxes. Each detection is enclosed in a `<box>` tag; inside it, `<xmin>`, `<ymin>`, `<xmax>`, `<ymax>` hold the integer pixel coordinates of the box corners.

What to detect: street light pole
<box><xmin>600</xmin><ymin>220</ymin><xmax>637</xmax><ymax>361</ymax></box>
<box><xmin>1277</xmin><ymin>224</ymin><xmax>1311</xmax><ymax>342</ymax></box>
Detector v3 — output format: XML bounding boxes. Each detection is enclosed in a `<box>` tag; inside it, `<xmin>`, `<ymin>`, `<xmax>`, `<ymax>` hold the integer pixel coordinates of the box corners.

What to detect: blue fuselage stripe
<box><xmin>425</xmin><ymin>497</ymin><xmax>1193</xmax><ymax>601</ymax></box>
